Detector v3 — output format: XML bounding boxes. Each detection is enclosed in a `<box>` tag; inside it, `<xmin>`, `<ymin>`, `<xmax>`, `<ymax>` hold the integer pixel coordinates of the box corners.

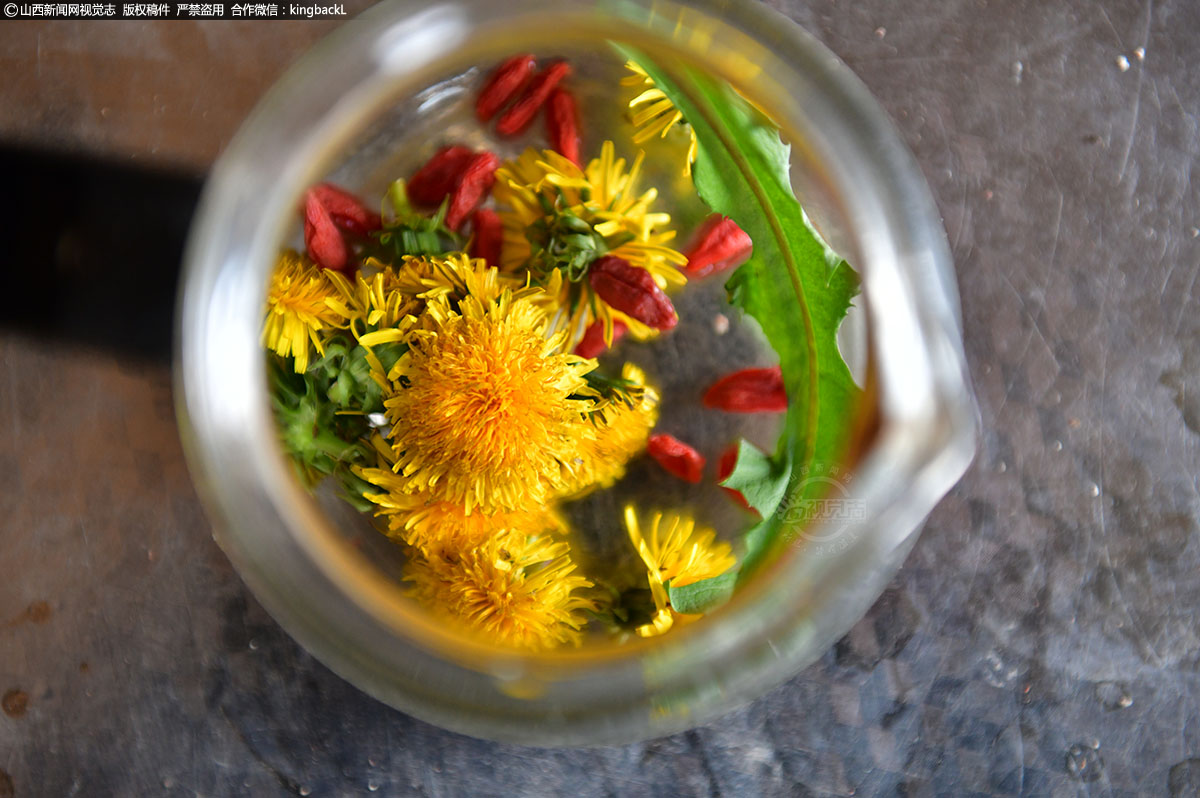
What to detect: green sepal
<box><xmin>336</xmin><ymin>467</ymin><xmax>383</xmax><ymax>513</ymax></box>
<box><xmin>370</xmin><ymin>182</ymin><xmax>462</xmax><ymax>262</ymax></box>
<box><xmin>270</xmin><ymin>357</ymin><xmax>369</xmax><ymax>476</ymax></box>
<box><xmin>308</xmin><ymin>335</ymin><xmax>406</xmax><ymax>416</ymax></box>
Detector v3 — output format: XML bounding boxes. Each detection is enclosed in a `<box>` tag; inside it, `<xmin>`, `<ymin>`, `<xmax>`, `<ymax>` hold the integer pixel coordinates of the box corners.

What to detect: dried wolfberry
<box><xmin>476</xmin><ymin>53</ymin><xmax>537</xmax><ymax>122</ymax></box>
<box><xmin>445</xmin><ymin>151</ymin><xmax>500</xmax><ymax>231</ymax></box>
<box><xmin>303</xmin><ymin>190</ymin><xmax>349</xmax><ymax>272</ymax></box>
<box><xmin>647</xmin><ymin>434</ymin><xmax>705</xmax><ymax>483</ymax></box>
<box><xmin>309</xmin><ymin>183</ymin><xmax>381</xmax><ymax>236</ymax></box>
<box><xmin>407</xmin><ymin>145</ymin><xmax>474</xmax><ymax>206</ymax></box>
<box><xmin>717</xmin><ymin>444</ymin><xmax>758</xmax><ymax>514</ymax></box>
<box><xmin>546</xmin><ymin>88</ymin><xmax>581</xmax><ymax>166</ymax></box>
<box><xmin>496</xmin><ymin>60</ymin><xmax>571</xmax><ymax>137</ymax></box>
<box><xmin>469</xmin><ymin>209</ymin><xmax>503</xmax><ymax>266</ymax></box>
<box><xmin>683</xmin><ymin>214</ymin><xmax>753</xmax><ymax>277</ymax></box>
<box><xmin>574</xmin><ymin>319</ymin><xmax>628</xmax><ymax>358</ymax></box>
<box><xmin>703</xmin><ymin>366</ymin><xmax>788</xmax><ymax>413</ymax></box>
<box><xmin>588</xmin><ymin>256</ymin><xmax>678</xmax><ymax>330</ymax></box>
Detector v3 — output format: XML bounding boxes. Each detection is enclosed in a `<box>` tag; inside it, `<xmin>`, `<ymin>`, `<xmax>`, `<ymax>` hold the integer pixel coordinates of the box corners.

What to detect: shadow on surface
<box><xmin>0</xmin><ymin>145</ymin><xmax>203</xmax><ymax>363</ymax></box>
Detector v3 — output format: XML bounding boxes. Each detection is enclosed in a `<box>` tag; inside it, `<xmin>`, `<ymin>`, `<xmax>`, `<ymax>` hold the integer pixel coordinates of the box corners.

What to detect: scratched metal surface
<box><xmin>2</xmin><ymin>1</ymin><xmax>1199</xmax><ymax>795</ymax></box>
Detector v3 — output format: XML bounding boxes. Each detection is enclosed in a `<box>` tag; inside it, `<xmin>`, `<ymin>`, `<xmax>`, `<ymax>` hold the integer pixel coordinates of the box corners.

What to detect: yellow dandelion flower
<box><xmin>327</xmin><ymin>253</ymin><xmax>514</xmax><ymax>340</ymax></box>
<box><xmin>262</xmin><ymin>250</ymin><xmax>343</xmax><ymax>373</ymax></box>
<box><xmin>326</xmin><ymin>253</ymin><xmax>527</xmax><ymax>380</ymax></box>
<box><xmin>383</xmin><ymin>252</ymin><xmax>518</xmax><ymax>307</ymax></box>
<box><xmin>622</xmin><ymin>61</ymin><xmax>699</xmax><ymax>177</ymax></box>
<box><xmin>376</xmin><ymin>286</ymin><xmax>599</xmax><ymax>513</ymax></box>
<box><xmin>325</xmin><ymin>264</ymin><xmax>418</xmax><ymax>337</ymax></box>
<box><xmin>318</xmin><ymin>265</ymin><xmax>416</xmax><ymax>383</ymax></box>
<box><xmin>492</xmin><ymin>142</ymin><xmax>687</xmax><ymax>348</ymax></box>
<box><xmin>559</xmin><ymin>363</ymin><xmax>660</xmax><ymax>498</ymax></box>
<box><xmin>356</xmin><ymin>468</ymin><xmax>567</xmax><ymax>555</ymax></box>
<box><xmin>624</xmin><ymin>505</ymin><xmax>736</xmax><ymax>637</ymax></box>
<box><xmin>404</xmin><ymin>530</ymin><xmax>594</xmax><ymax>650</ymax></box>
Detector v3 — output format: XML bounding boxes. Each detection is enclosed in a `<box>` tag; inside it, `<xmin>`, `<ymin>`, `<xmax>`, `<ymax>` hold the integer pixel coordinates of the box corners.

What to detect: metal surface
<box><xmin>1</xmin><ymin>0</ymin><xmax>1198</xmax><ymax>794</ymax></box>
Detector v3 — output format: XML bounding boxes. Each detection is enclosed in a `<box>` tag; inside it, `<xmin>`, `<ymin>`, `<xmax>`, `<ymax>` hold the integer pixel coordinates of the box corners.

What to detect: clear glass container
<box><xmin>176</xmin><ymin>0</ymin><xmax>976</xmax><ymax>745</ymax></box>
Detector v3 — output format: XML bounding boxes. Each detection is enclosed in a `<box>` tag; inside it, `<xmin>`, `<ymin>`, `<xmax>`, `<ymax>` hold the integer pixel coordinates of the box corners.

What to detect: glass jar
<box><xmin>176</xmin><ymin>0</ymin><xmax>976</xmax><ymax>744</ymax></box>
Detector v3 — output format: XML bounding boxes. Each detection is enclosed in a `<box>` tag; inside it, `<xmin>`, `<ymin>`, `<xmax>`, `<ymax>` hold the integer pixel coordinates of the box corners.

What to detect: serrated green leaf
<box><xmin>667</xmin><ymin>571</ymin><xmax>736</xmax><ymax>614</ymax></box>
<box><xmin>618</xmin><ymin>49</ymin><xmax>862</xmax><ymax>583</ymax></box>
<box><xmin>719</xmin><ymin>438</ymin><xmax>792</xmax><ymax>518</ymax></box>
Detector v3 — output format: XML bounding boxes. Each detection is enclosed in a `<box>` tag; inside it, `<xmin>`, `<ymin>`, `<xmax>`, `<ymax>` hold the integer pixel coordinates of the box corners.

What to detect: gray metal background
<box><xmin>2</xmin><ymin>0</ymin><xmax>1198</xmax><ymax>794</ymax></box>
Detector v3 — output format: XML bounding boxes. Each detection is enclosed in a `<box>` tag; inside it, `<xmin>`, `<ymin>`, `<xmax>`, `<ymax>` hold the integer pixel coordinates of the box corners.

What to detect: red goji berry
<box><xmin>574</xmin><ymin>319</ymin><xmax>628</xmax><ymax>358</ymax></box>
<box><xmin>717</xmin><ymin>444</ymin><xmax>758</xmax><ymax>514</ymax></box>
<box><xmin>647</xmin><ymin>434</ymin><xmax>705</xmax><ymax>483</ymax></box>
<box><xmin>588</xmin><ymin>255</ymin><xmax>678</xmax><ymax>330</ymax></box>
<box><xmin>546</xmin><ymin>88</ymin><xmax>581</xmax><ymax>166</ymax></box>
<box><xmin>303</xmin><ymin>190</ymin><xmax>349</xmax><ymax>272</ymax></box>
<box><xmin>407</xmin><ymin>145</ymin><xmax>474</xmax><ymax>206</ymax></box>
<box><xmin>469</xmin><ymin>208</ymin><xmax>503</xmax><ymax>266</ymax></box>
<box><xmin>703</xmin><ymin>366</ymin><xmax>788</xmax><ymax>413</ymax></box>
<box><xmin>445</xmin><ymin>151</ymin><xmax>500</xmax><ymax>231</ymax></box>
<box><xmin>310</xmin><ymin>183</ymin><xmax>381</xmax><ymax>236</ymax></box>
<box><xmin>496</xmin><ymin>60</ymin><xmax>571</xmax><ymax>137</ymax></box>
<box><xmin>475</xmin><ymin>53</ymin><xmax>537</xmax><ymax>122</ymax></box>
<box><xmin>683</xmin><ymin>214</ymin><xmax>753</xmax><ymax>278</ymax></box>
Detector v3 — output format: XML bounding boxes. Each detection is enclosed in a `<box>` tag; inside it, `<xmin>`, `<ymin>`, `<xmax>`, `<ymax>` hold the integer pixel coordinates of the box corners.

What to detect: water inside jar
<box><xmin>282</xmin><ymin>46</ymin><xmax>835</xmax><ymax>643</ymax></box>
